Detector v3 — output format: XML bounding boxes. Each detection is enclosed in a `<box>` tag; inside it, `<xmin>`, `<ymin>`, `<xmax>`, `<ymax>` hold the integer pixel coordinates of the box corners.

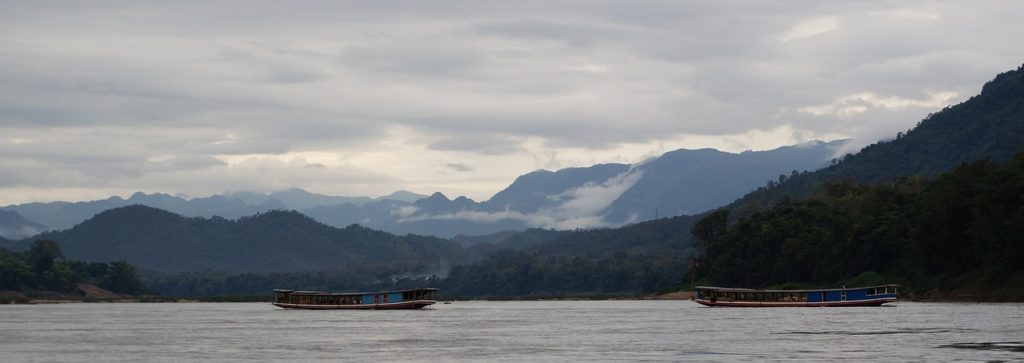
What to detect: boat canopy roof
<box><xmin>695</xmin><ymin>284</ymin><xmax>898</xmax><ymax>293</ymax></box>
<box><xmin>273</xmin><ymin>287</ymin><xmax>439</xmax><ymax>296</ymax></box>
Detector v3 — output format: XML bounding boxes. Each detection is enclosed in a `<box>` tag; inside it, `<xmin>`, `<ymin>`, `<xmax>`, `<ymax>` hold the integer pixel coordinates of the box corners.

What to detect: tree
<box><xmin>0</xmin><ymin>248</ymin><xmax>34</xmax><ymax>290</ymax></box>
<box><xmin>28</xmin><ymin>239</ymin><xmax>63</xmax><ymax>272</ymax></box>
<box><xmin>101</xmin><ymin>260</ymin><xmax>146</xmax><ymax>295</ymax></box>
<box><xmin>29</xmin><ymin>239</ymin><xmax>70</xmax><ymax>291</ymax></box>
<box><xmin>691</xmin><ymin>209</ymin><xmax>729</xmax><ymax>249</ymax></box>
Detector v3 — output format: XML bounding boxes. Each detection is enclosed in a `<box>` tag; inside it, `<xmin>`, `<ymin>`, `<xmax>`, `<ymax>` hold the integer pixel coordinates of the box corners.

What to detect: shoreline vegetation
<box><xmin>6</xmin><ymin>289</ymin><xmax>1022</xmax><ymax>305</ymax></box>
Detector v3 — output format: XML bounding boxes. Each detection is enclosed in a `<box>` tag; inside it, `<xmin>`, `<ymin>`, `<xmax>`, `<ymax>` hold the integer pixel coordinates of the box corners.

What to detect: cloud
<box><xmin>472</xmin><ymin>20</ymin><xmax>628</xmax><ymax>48</ymax></box>
<box><xmin>797</xmin><ymin>91</ymin><xmax>959</xmax><ymax>117</ymax></box>
<box><xmin>2</xmin><ymin>2</ymin><xmax>1024</xmax><ymax>204</ymax></box>
<box><xmin>428</xmin><ymin>134</ymin><xmax>525</xmax><ymax>155</ymax></box>
<box><xmin>398</xmin><ymin>168</ymin><xmax>643</xmax><ymax>230</ymax></box>
<box><xmin>546</xmin><ymin>169</ymin><xmax>643</xmax><ymax>218</ymax></box>
<box><xmin>778</xmin><ymin>16</ymin><xmax>840</xmax><ymax>42</ymax></box>
<box><xmin>339</xmin><ymin>43</ymin><xmax>484</xmax><ymax>77</ymax></box>
<box><xmin>444</xmin><ymin>163</ymin><xmax>475</xmax><ymax>172</ymax></box>
<box><xmin>0</xmin><ymin>225</ymin><xmax>46</xmax><ymax>239</ymax></box>
<box><xmin>391</xmin><ymin>205</ymin><xmax>420</xmax><ymax>218</ymax></box>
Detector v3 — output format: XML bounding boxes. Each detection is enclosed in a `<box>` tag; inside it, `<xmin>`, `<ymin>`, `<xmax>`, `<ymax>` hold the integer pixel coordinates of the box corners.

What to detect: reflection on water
<box><xmin>0</xmin><ymin>301</ymin><xmax>1022</xmax><ymax>361</ymax></box>
<box><xmin>782</xmin><ymin>327</ymin><xmax>971</xmax><ymax>335</ymax></box>
<box><xmin>940</xmin><ymin>342</ymin><xmax>1024</xmax><ymax>352</ymax></box>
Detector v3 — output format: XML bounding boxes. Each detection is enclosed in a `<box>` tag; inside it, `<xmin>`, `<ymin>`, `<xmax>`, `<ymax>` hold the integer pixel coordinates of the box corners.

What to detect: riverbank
<box><xmin>5</xmin><ymin>289</ymin><xmax>1021</xmax><ymax>304</ymax></box>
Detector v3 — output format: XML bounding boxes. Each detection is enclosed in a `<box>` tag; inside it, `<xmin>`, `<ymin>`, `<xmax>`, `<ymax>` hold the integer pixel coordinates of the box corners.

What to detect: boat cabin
<box><xmin>272</xmin><ymin>288</ymin><xmax>439</xmax><ymax>310</ymax></box>
<box><xmin>694</xmin><ymin>285</ymin><xmax>898</xmax><ymax>307</ymax></box>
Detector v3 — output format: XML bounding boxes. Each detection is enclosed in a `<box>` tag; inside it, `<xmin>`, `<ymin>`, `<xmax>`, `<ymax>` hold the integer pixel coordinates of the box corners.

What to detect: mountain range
<box><xmin>0</xmin><ymin>189</ymin><xmax>427</xmax><ymax>238</ymax></box>
<box><xmin>440</xmin><ymin>63</ymin><xmax>1024</xmax><ymax>297</ymax></box>
<box><xmin>2</xmin><ymin>63</ymin><xmax>1022</xmax><ymax>297</ymax></box>
<box><xmin>1</xmin><ymin>140</ymin><xmax>845</xmax><ymax>239</ymax></box>
<box><xmin>6</xmin><ymin>205</ymin><xmax>463</xmax><ymax>274</ymax></box>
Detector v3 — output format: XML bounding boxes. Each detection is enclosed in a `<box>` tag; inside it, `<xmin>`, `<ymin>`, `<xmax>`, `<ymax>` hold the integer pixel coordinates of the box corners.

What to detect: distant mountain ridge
<box><xmin>2</xmin><ymin>142</ymin><xmax>844</xmax><ymax>239</ymax></box>
<box><xmin>1</xmin><ymin>205</ymin><xmax>462</xmax><ymax>274</ymax></box>
<box><xmin>347</xmin><ymin>140</ymin><xmax>846</xmax><ymax>236</ymax></box>
<box><xmin>606</xmin><ymin>141</ymin><xmax>844</xmax><ymax>222</ymax></box>
<box><xmin>0</xmin><ymin>189</ymin><xmax>428</xmax><ymax>236</ymax></box>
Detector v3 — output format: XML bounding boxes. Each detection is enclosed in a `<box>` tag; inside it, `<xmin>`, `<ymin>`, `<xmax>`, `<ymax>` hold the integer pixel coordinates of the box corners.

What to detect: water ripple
<box><xmin>939</xmin><ymin>342</ymin><xmax>1024</xmax><ymax>353</ymax></box>
<box><xmin>781</xmin><ymin>327</ymin><xmax>970</xmax><ymax>336</ymax></box>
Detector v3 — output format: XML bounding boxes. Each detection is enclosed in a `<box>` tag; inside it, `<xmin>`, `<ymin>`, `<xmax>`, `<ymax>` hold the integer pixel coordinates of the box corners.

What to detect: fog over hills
<box><xmin>0</xmin><ymin>210</ymin><xmax>48</xmax><ymax>240</ymax></box>
<box><xmin>2</xmin><ymin>141</ymin><xmax>844</xmax><ymax>239</ymax></box>
<box><xmin>366</xmin><ymin>140</ymin><xmax>846</xmax><ymax>237</ymax></box>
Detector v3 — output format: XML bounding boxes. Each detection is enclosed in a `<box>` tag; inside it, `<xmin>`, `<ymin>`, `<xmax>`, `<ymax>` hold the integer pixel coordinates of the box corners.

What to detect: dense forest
<box><xmin>0</xmin><ymin>240</ymin><xmax>146</xmax><ymax>299</ymax></box>
<box><xmin>143</xmin><ymin>216</ymin><xmax>699</xmax><ymax>298</ymax></box>
<box><xmin>692</xmin><ymin>153</ymin><xmax>1024</xmax><ymax>299</ymax></box>
<box><xmin>144</xmin><ymin>270</ymin><xmax>441</xmax><ymax>298</ymax></box>
<box><xmin>441</xmin><ymin>249</ymin><xmax>685</xmax><ymax>298</ymax></box>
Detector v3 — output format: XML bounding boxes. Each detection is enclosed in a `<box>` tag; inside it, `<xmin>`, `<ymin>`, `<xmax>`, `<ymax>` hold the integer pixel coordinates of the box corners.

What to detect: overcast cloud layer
<box><xmin>2</xmin><ymin>1</ymin><xmax>1023</xmax><ymax>205</ymax></box>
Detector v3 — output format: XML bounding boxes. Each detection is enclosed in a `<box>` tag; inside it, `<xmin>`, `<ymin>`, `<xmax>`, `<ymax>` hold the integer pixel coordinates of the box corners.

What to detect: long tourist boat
<box><xmin>272</xmin><ymin>288</ymin><xmax>439</xmax><ymax>310</ymax></box>
<box><xmin>693</xmin><ymin>285</ymin><xmax>898</xmax><ymax>307</ymax></box>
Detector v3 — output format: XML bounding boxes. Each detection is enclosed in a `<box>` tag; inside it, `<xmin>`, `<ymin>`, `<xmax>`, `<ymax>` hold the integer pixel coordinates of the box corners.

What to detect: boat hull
<box><xmin>694</xmin><ymin>296</ymin><xmax>896</xmax><ymax>307</ymax></box>
<box><xmin>272</xmin><ymin>288</ymin><xmax>439</xmax><ymax>310</ymax></box>
<box><xmin>693</xmin><ymin>285</ymin><xmax>899</xmax><ymax>307</ymax></box>
<box><xmin>272</xmin><ymin>299</ymin><xmax>436</xmax><ymax>310</ymax></box>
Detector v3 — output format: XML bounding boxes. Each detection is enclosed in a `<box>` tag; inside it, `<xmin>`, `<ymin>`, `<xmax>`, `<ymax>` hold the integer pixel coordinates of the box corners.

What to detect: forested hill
<box><xmin>693</xmin><ymin>153</ymin><xmax>1024</xmax><ymax>299</ymax></box>
<box><xmin>733</xmin><ymin>64</ymin><xmax>1024</xmax><ymax>211</ymax></box>
<box><xmin>439</xmin><ymin>63</ymin><xmax>1024</xmax><ymax>299</ymax></box>
<box><xmin>441</xmin><ymin>215</ymin><xmax>700</xmax><ymax>297</ymax></box>
<box><xmin>5</xmin><ymin>205</ymin><xmax>464</xmax><ymax>274</ymax></box>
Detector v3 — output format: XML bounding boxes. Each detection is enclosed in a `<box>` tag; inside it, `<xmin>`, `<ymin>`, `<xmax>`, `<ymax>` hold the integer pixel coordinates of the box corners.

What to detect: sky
<box><xmin>2</xmin><ymin>1</ymin><xmax>1023</xmax><ymax>205</ymax></box>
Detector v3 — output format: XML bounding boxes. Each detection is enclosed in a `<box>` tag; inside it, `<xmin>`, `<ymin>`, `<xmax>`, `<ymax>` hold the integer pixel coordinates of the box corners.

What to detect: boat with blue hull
<box><xmin>694</xmin><ymin>285</ymin><xmax>898</xmax><ymax>307</ymax></box>
<box><xmin>272</xmin><ymin>288</ymin><xmax>438</xmax><ymax>310</ymax></box>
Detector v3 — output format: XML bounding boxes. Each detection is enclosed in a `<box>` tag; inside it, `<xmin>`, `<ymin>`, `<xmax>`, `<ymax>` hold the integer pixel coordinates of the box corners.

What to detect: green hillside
<box><xmin>15</xmin><ymin>205</ymin><xmax>464</xmax><ymax>275</ymax></box>
<box><xmin>442</xmin><ymin>216</ymin><xmax>700</xmax><ymax>297</ymax></box>
<box><xmin>693</xmin><ymin>154</ymin><xmax>1024</xmax><ymax>299</ymax></box>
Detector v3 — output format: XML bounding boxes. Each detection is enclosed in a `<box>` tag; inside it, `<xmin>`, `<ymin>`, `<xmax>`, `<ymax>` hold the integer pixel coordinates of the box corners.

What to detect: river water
<box><xmin>1</xmin><ymin>300</ymin><xmax>1021</xmax><ymax>361</ymax></box>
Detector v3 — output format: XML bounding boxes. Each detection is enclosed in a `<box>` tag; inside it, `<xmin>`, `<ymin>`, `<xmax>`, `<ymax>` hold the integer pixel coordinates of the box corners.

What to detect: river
<box><xmin>1</xmin><ymin>300</ymin><xmax>1021</xmax><ymax>361</ymax></box>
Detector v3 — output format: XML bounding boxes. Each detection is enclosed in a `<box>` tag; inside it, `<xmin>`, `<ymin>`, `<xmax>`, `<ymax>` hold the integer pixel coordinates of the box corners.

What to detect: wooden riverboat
<box><xmin>272</xmin><ymin>288</ymin><xmax>438</xmax><ymax>310</ymax></box>
<box><xmin>693</xmin><ymin>285</ymin><xmax>898</xmax><ymax>307</ymax></box>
